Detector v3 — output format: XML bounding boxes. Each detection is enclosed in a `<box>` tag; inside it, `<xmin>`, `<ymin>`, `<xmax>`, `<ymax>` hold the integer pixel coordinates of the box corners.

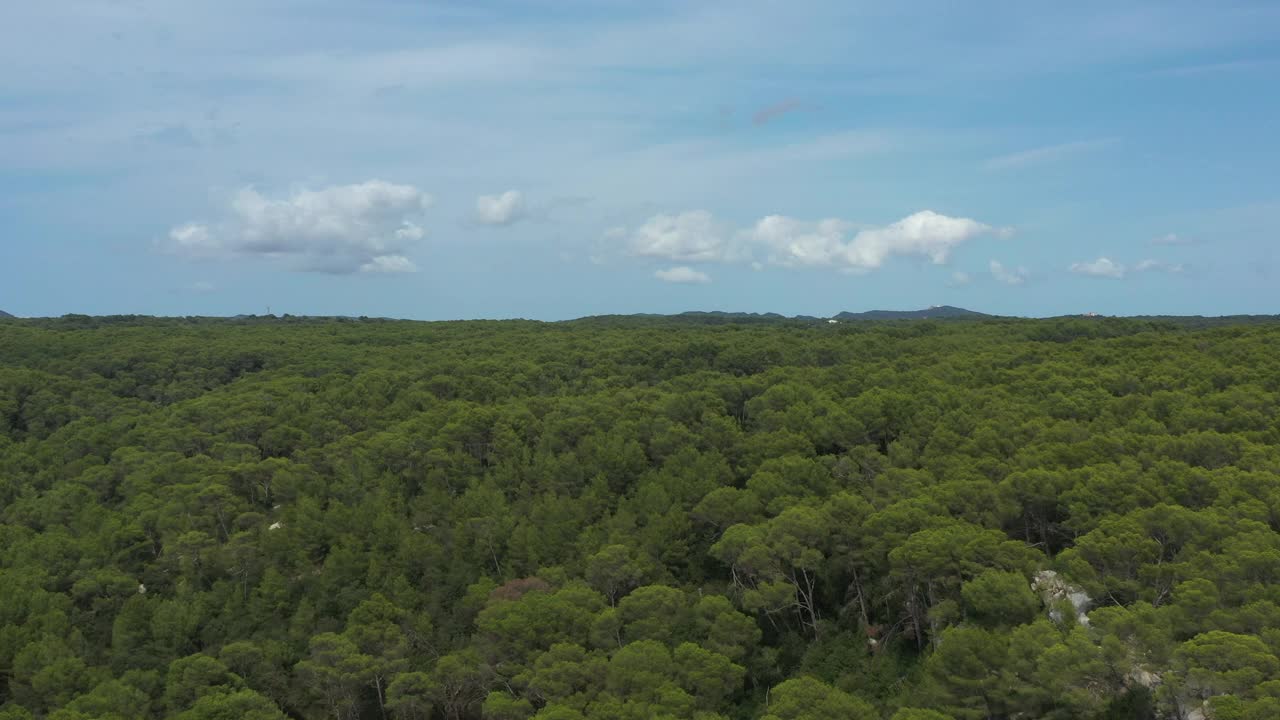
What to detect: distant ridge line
<box><xmin>833</xmin><ymin>305</ymin><xmax>992</xmax><ymax>321</ymax></box>
<box><xmin>7</xmin><ymin>309</ymin><xmax>1280</xmax><ymax>327</ymax></box>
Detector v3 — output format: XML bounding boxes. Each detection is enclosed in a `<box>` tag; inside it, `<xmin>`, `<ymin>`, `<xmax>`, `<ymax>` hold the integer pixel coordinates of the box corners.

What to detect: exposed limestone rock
<box><xmin>1032</xmin><ymin>570</ymin><xmax>1092</xmax><ymax>626</ymax></box>
<box><xmin>1125</xmin><ymin>668</ymin><xmax>1161</xmax><ymax>690</ymax></box>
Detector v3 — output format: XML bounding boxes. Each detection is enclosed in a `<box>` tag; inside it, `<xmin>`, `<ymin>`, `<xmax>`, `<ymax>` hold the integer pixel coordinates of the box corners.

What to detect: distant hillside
<box><xmin>1120</xmin><ymin>314</ymin><xmax>1280</xmax><ymax>328</ymax></box>
<box><xmin>569</xmin><ymin>307</ymin><xmax>994</xmax><ymax>325</ymax></box>
<box><xmin>0</xmin><ymin>310</ymin><xmax>15</xmax><ymax>319</ymax></box>
<box><xmin>570</xmin><ymin>311</ymin><xmax>818</xmax><ymax>327</ymax></box>
<box><xmin>834</xmin><ymin>305</ymin><xmax>992</xmax><ymax>321</ymax></box>
<box><xmin>675</xmin><ymin>311</ymin><xmax>828</xmax><ymax>324</ymax></box>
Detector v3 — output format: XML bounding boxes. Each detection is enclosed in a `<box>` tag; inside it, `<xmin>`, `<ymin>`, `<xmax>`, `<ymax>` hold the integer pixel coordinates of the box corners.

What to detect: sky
<box><xmin>2</xmin><ymin>0</ymin><xmax>1279</xmax><ymax>320</ymax></box>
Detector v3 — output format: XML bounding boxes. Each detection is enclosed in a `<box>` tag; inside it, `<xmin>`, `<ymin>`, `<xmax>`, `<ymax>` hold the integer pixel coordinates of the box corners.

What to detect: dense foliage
<box><xmin>2</xmin><ymin>314</ymin><xmax>1280</xmax><ymax>720</ymax></box>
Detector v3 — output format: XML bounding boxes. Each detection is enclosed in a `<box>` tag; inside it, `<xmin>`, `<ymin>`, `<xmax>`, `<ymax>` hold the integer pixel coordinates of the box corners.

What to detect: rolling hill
<box><xmin>833</xmin><ymin>305</ymin><xmax>993</xmax><ymax>320</ymax></box>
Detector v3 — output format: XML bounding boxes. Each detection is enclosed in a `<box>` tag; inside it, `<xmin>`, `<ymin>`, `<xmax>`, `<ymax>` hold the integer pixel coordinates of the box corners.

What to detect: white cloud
<box><xmin>983</xmin><ymin>138</ymin><xmax>1118</xmax><ymax>171</ymax></box>
<box><xmin>360</xmin><ymin>255</ymin><xmax>417</xmax><ymax>274</ymax></box>
<box><xmin>475</xmin><ymin>190</ymin><xmax>525</xmax><ymax>226</ymax></box>
<box><xmin>990</xmin><ymin>260</ymin><xmax>1029</xmax><ymax>285</ymax></box>
<box><xmin>622</xmin><ymin>208</ymin><xmax>1004</xmax><ymax>273</ymax></box>
<box><xmin>163</xmin><ymin>180</ymin><xmax>432</xmax><ymax>274</ymax></box>
<box><xmin>752</xmin><ymin>210</ymin><xmax>999</xmax><ymax>270</ymax></box>
<box><xmin>168</xmin><ymin>223</ymin><xmax>220</xmax><ymax>255</ymax></box>
<box><xmin>395</xmin><ymin>222</ymin><xmax>425</xmax><ymax>240</ymax></box>
<box><xmin>630</xmin><ymin>210</ymin><xmax>734</xmax><ymax>263</ymax></box>
<box><xmin>850</xmin><ymin>211</ymin><xmax>994</xmax><ymax>266</ymax></box>
<box><xmin>950</xmin><ymin>270</ymin><xmax>973</xmax><ymax>286</ymax></box>
<box><xmin>749</xmin><ymin>215</ymin><xmax>851</xmax><ymax>268</ymax></box>
<box><xmin>1151</xmin><ymin>232</ymin><xmax>1192</xmax><ymax>245</ymax></box>
<box><xmin>1135</xmin><ymin>258</ymin><xmax>1185</xmax><ymax>273</ymax></box>
<box><xmin>654</xmin><ymin>266</ymin><xmax>711</xmax><ymax>284</ymax></box>
<box><xmin>1069</xmin><ymin>257</ymin><xmax>1126</xmax><ymax>278</ymax></box>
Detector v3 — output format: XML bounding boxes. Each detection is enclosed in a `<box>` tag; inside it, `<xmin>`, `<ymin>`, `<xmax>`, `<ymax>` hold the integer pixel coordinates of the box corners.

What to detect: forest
<box><xmin>2</xmin><ymin>313</ymin><xmax>1279</xmax><ymax>720</ymax></box>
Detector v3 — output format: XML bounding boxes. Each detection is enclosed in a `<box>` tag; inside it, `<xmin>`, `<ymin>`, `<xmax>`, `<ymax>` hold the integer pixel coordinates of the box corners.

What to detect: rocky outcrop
<box><xmin>1032</xmin><ymin>570</ymin><xmax>1092</xmax><ymax>626</ymax></box>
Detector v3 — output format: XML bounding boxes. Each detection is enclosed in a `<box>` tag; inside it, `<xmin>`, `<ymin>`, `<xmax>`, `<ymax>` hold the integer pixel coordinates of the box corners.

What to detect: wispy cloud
<box><xmin>1135</xmin><ymin>258</ymin><xmax>1185</xmax><ymax>273</ymax></box>
<box><xmin>990</xmin><ymin>260</ymin><xmax>1029</xmax><ymax>285</ymax></box>
<box><xmin>169</xmin><ymin>280</ymin><xmax>218</xmax><ymax>296</ymax></box>
<box><xmin>1143</xmin><ymin>59</ymin><xmax>1278</xmax><ymax>78</ymax></box>
<box><xmin>1069</xmin><ymin>257</ymin><xmax>1126</xmax><ymax>278</ymax></box>
<box><xmin>1151</xmin><ymin>232</ymin><xmax>1192</xmax><ymax>245</ymax></box>
<box><xmin>752</xmin><ymin>99</ymin><xmax>806</xmax><ymax>126</ymax></box>
<box><xmin>654</xmin><ymin>266</ymin><xmax>711</xmax><ymax>284</ymax></box>
<box><xmin>983</xmin><ymin>138</ymin><xmax>1118</xmax><ymax>171</ymax></box>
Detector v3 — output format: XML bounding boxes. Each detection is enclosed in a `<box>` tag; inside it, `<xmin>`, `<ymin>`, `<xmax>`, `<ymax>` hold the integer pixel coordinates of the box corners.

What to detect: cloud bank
<box><xmin>164</xmin><ymin>181</ymin><xmax>432</xmax><ymax>274</ymax></box>
<box><xmin>625</xmin><ymin>209</ymin><xmax>1005</xmax><ymax>274</ymax></box>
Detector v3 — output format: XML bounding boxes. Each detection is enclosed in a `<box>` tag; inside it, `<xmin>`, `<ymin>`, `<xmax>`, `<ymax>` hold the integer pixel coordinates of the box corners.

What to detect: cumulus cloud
<box><xmin>629</xmin><ymin>210</ymin><xmax>735</xmax><ymax>262</ymax></box>
<box><xmin>1151</xmin><ymin>232</ymin><xmax>1192</xmax><ymax>245</ymax></box>
<box><xmin>748</xmin><ymin>215</ymin><xmax>852</xmax><ymax>267</ymax></box>
<box><xmin>168</xmin><ymin>223</ymin><xmax>219</xmax><ymax>255</ymax></box>
<box><xmin>163</xmin><ymin>180</ymin><xmax>432</xmax><ymax>274</ymax></box>
<box><xmin>851</xmin><ymin>211</ymin><xmax>997</xmax><ymax>266</ymax></box>
<box><xmin>654</xmin><ymin>266</ymin><xmax>711</xmax><ymax>284</ymax></box>
<box><xmin>617</xmin><ymin>208</ymin><xmax>1006</xmax><ymax>274</ymax></box>
<box><xmin>751</xmin><ymin>210</ymin><xmax>1000</xmax><ymax>271</ymax></box>
<box><xmin>1069</xmin><ymin>257</ymin><xmax>1126</xmax><ymax>278</ymax></box>
<box><xmin>395</xmin><ymin>222</ymin><xmax>425</xmax><ymax>240</ymax></box>
<box><xmin>990</xmin><ymin>260</ymin><xmax>1029</xmax><ymax>285</ymax></box>
<box><xmin>475</xmin><ymin>190</ymin><xmax>525</xmax><ymax>225</ymax></box>
<box><xmin>1135</xmin><ymin>258</ymin><xmax>1185</xmax><ymax>273</ymax></box>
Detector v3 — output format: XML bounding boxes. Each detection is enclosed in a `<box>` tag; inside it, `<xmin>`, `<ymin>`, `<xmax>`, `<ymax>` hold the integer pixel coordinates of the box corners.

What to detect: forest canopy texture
<box><xmin>2</xmin><ymin>314</ymin><xmax>1280</xmax><ymax>720</ymax></box>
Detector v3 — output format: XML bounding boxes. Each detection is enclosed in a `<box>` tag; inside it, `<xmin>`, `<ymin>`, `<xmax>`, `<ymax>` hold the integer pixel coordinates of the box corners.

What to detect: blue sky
<box><xmin>2</xmin><ymin>0</ymin><xmax>1278</xmax><ymax>320</ymax></box>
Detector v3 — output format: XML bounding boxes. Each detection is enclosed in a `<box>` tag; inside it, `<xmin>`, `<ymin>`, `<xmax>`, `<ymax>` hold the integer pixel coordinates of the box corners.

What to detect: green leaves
<box><xmin>961</xmin><ymin>570</ymin><xmax>1040</xmax><ymax>628</ymax></box>
<box><xmin>6</xmin><ymin>317</ymin><xmax>1280</xmax><ymax>720</ymax></box>
<box><xmin>585</xmin><ymin>545</ymin><xmax>658</xmax><ymax>606</ymax></box>
<box><xmin>1173</xmin><ymin>631</ymin><xmax>1280</xmax><ymax>698</ymax></box>
<box><xmin>760</xmin><ymin>676</ymin><xmax>876</xmax><ymax>720</ymax></box>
